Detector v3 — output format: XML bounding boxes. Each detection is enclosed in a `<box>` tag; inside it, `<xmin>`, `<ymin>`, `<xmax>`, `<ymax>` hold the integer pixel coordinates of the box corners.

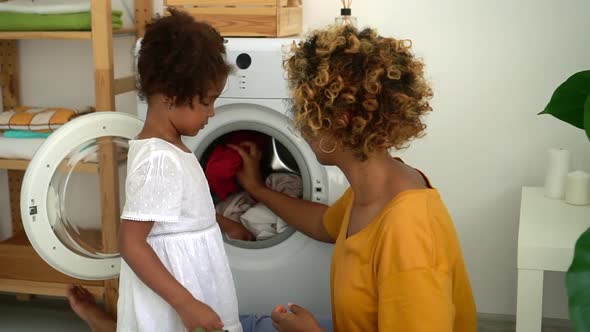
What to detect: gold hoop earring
<box><xmin>319</xmin><ymin>138</ymin><xmax>337</xmax><ymax>154</ymax></box>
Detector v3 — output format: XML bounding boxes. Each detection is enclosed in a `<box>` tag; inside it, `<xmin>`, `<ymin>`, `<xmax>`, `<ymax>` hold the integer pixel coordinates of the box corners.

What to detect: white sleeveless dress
<box><xmin>116</xmin><ymin>138</ymin><xmax>242</xmax><ymax>332</ymax></box>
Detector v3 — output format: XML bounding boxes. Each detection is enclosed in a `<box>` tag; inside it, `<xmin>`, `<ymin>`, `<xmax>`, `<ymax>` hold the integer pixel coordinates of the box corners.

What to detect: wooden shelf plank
<box><xmin>0</xmin><ymin>158</ymin><xmax>100</xmax><ymax>173</ymax></box>
<box><xmin>0</xmin><ymin>232</ymin><xmax>104</xmax><ymax>287</ymax></box>
<box><xmin>0</xmin><ymin>154</ymin><xmax>127</xmax><ymax>173</ymax></box>
<box><xmin>0</xmin><ymin>279</ymin><xmax>104</xmax><ymax>299</ymax></box>
<box><xmin>0</xmin><ymin>158</ymin><xmax>29</xmax><ymax>170</ymax></box>
<box><xmin>114</xmin><ymin>75</ymin><xmax>136</xmax><ymax>95</ymax></box>
<box><xmin>0</xmin><ymin>28</ymin><xmax>135</xmax><ymax>40</ymax></box>
<box><xmin>0</xmin><ymin>31</ymin><xmax>92</xmax><ymax>40</ymax></box>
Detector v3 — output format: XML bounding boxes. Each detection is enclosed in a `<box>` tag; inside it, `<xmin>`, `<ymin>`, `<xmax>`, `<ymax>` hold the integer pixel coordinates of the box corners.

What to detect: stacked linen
<box><xmin>0</xmin><ymin>105</ymin><xmax>93</xmax><ymax>159</ymax></box>
<box><xmin>0</xmin><ymin>134</ymin><xmax>45</xmax><ymax>160</ymax></box>
<box><xmin>3</xmin><ymin>130</ymin><xmax>50</xmax><ymax>138</ymax></box>
<box><xmin>0</xmin><ymin>0</ymin><xmax>122</xmax><ymax>31</ymax></box>
<box><xmin>0</xmin><ymin>106</ymin><xmax>93</xmax><ymax>131</ymax></box>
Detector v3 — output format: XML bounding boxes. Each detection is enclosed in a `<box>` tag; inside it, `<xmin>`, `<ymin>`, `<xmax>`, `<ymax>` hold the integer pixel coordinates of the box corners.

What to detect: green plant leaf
<box><xmin>585</xmin><ymin>94</ymin><xmax>590</xmax><ymax>142</ymax></box>
<box><xmin>541</xmin><ymin>70</ymin><xmax>590</xmax><ymax>129</ymax></box>
<box><xmin>566</xmin><ymin>227</ymin><xmax>590</xmax><ymax>332</ymax></box>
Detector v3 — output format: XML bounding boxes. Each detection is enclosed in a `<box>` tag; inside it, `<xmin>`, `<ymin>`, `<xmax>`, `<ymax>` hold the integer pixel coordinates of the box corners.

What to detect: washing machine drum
<box><xmin>185</xmin><ymin>103</ymin><xmax>330</xmax><ymax>250</ymax></box>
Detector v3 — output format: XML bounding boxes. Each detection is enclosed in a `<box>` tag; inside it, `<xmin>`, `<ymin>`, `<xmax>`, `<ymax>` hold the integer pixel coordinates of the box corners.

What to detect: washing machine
<box><xmin>19</xmin><ymin>38</ymin><xmax>347</xmax><ymax>317</ymax></box>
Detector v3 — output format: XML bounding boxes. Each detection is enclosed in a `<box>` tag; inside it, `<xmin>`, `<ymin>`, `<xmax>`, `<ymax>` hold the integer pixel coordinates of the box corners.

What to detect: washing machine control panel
<box><xmin>221</xmin><ymin>38</ymin><xmax>296</xmax><ymax>99</ymax></box>
<box><xmin>313</xmin><ymin>178</ymin><xmax>325</xmax><ymax>202</ymax></box>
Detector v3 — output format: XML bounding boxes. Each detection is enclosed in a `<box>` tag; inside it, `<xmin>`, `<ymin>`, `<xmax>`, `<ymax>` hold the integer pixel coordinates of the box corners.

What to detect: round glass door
<box><xmin>21</xmin><ymin>112</ymin><xmax>143</xmax><ymax>280</ymax></box>
<box><xmin>47</xmin><ymin>137</ymin><xmax>128</xmax><ymax>258</ymax></box>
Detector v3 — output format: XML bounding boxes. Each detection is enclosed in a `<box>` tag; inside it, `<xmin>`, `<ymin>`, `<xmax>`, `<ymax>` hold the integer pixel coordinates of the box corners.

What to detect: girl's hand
<box><xmin>228</xmin><ymin>142</ymin><xmax>265</xmax><ymax>195</ymax></box>
<box><xmin>224</xmin><ymin>220</ymin><xmax>255</xmax><ymax>241</ymax></box>
<box><xmin>271</xmin><ymin>303</ymin><xmax>324</xmax><ymax>332</ymax></box>
<box><xmin>176</xmin><ymin>298</ymin><xmax>224</xmax><ymax>332</ymax></box>
<box><xmin>216</xmin><ymin>214</ymin><xmax>255</xmax><ymax>241</ymax></box>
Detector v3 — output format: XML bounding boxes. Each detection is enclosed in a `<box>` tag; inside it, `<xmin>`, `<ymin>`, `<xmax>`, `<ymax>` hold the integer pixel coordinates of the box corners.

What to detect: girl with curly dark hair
<box><xmin>230</xmin><ymin>25</ymin><xmax>477</xmax><ymax>331</ymax></box>
<box><xmin>111</xmin><ymin>9</ymin><xmax>241</xmax><ymax>332</ymax></box>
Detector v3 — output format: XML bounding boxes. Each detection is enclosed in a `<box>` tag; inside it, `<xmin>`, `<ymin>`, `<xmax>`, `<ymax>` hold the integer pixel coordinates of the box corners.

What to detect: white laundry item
<box><xmin>236</xmin><ymin>173</ymin><xmax>302</xmax><ymax>240</ymax></box>
<box><xmin>265</xmin><ymin>173</ymin><xmax>302</xmax><ymax>198</ymax></box>
<box><xmin>240</xmin><ymin>203</ymin><xmax>286</xmax><ymax>241</ymax></box>
<box><xmin>265</xmin><ymin>173</ymin><xmax>301</xmax><ymax>233</ymax></box>
<box><xmin>0</xmin><ymin>0</ymin><xmax>90</xmax><ymax>14</ymax></box>
<box><xmin>215</xmin><ymin>191</ymin><xmax>256</xmax><ymax>223</ymax></box>
<box><xmin>117</xmin><ymin>138</ymin><xmax>241</xmax><ymax>332</ymax></box>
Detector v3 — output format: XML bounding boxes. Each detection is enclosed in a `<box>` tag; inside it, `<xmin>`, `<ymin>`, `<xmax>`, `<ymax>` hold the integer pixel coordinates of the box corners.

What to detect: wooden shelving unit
<box><xmin>0</xmin><ymin>0</ymin><xmax>151</xmax><ymax>316</ymax></box>
<box><xmin>0</xmin><ymin>28</ymin><xmax>135</xmax><ymax>40</ymax></box>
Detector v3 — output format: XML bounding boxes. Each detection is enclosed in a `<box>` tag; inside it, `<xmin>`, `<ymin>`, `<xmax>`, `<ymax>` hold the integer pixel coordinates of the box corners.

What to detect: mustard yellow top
<box><xmin>323</xmin><ymin>187</ymin><xmax>477</xmax><ymax>332</ymax></box>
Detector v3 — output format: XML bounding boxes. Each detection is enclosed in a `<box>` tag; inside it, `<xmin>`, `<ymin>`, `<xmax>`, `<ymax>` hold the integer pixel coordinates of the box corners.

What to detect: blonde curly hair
<box><xmin>285</xmin><ymin>25</ymin><xmax>433</xmax><ymax>160</ymax></box>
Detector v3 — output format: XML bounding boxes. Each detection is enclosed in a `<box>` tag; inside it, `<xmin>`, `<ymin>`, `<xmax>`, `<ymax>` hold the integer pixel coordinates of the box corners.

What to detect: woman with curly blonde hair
<box><xmin>230</xmin><ymin>25</ymin><xmax>477</xmax><ymax>332</ymax></box>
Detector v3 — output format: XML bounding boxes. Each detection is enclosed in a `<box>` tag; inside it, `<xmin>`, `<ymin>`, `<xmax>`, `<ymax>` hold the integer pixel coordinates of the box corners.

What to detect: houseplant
<box><xmin>542</xmin><ymin>70</ymin><xmax>590</xmax><ymax>331</ymax></box>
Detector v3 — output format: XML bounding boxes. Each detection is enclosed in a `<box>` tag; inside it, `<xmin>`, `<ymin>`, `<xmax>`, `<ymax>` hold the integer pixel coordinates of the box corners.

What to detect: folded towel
<box><xmin>0</xmin><ymin>0</ymin><xmax>90</xmax><ymax>14</ymax></box>
<box><xmin>3</xmin><ymin>130</ymin><xmax>51</xmax><ymax>139</ymax></box>
<box><xmin>0</xmin><ymin>11</ymin><xmax>122</xmax><ymax>31</ymax></box>
<box><xmin>0</xmin><ymin>106</ymin><xmax>93</xmax><ymax>131</ymax></box>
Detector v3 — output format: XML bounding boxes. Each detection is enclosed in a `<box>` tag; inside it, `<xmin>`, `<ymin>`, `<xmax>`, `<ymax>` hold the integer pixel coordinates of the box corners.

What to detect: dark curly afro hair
<box><xmin>137</xmin><ymin>8</ymin><xmax>231</xmax><ymax>108</ymax></box>
<box><xmin>285</xmin><ymin>25</ymin><xmax>433</xmax><ymax>160</ymax></box>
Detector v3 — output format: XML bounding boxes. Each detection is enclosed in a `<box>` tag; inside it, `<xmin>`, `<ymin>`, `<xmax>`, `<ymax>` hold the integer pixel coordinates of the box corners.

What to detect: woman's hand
<box><xmin>228</xmin><ymin>142</ymin><xmax>265</xmax><ymax>195</ymax></box>
<box><xmin>176</xmin><ymin>298</ymin><xmax>224</xmax><ymax>332</ymax></box>
<box><xmin>271</xmin><ymin>303</ymin><xmax>324</xmax><ymax>332</ymax></box>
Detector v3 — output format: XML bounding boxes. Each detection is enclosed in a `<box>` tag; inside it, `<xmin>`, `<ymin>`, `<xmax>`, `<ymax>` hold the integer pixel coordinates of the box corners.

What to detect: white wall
<box><xmin>7</xmin><ymin>0</ymin><xmax>590</xmax><ymax>319</ymax></box>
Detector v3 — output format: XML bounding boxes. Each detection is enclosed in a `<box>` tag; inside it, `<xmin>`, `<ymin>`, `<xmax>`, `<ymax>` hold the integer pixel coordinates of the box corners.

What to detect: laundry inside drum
<box><xmin>199</xmin><ymin>130</ymin><xmax>306</xmax><ymax>249</ymax></box>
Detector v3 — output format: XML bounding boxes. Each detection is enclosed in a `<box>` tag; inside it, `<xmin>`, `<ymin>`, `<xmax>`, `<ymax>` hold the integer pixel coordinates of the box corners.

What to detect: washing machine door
<box><xmin>20</xmin><ymin>112</ymin><xmax>143</xmax><ymax>280</ymax></box>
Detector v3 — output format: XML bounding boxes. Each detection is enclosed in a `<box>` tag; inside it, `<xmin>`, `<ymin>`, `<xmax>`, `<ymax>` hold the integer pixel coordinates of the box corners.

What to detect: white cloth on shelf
<box><xmin>0</xmin><ymin>0</ymin><xmax>91</xmax><ymax>14</ymax></box>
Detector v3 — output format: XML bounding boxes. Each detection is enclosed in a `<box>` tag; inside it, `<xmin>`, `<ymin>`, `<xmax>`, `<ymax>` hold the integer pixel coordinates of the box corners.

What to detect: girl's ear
<box><xmin>163</xmin><ymin>95</ymin><xmax>177</xmax><ymax>110</ymax></box>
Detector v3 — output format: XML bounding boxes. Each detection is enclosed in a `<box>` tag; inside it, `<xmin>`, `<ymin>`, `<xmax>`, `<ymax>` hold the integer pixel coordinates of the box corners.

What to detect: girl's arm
<box><xmin>119</xmin><ymin>220</ymin><xmax>223</xmax><ymax>330</ymax></box>
<box><xmin>119</xmin><ymin>220</ymin><xmax>193</xmax><ymax>308</ymax></box>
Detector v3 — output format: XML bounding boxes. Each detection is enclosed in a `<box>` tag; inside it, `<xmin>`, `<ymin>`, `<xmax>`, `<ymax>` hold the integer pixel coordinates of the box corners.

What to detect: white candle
<box><xmin>544</xmin><ymin>148</ymin><xmax>571</xmax><ymax>199</ymax></box>
<box><xmin>565</xmin><ymin>171</ymin><xmax>590</xmax><ymax>206</ymax></box>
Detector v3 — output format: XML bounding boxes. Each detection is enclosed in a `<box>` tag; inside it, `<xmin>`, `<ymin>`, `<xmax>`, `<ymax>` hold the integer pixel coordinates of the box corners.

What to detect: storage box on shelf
<box><xmin>165</xmin><ymin>0</ymin><xmax>302</xmax><ymax>37</ymax></box>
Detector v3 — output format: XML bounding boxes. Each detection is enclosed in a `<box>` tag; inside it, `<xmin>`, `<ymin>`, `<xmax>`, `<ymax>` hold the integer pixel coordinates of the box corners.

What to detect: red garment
<box><xmin>205</xmin><ymin>131</ymin><xmax>267</xmax><ymax>200</ymax></box>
